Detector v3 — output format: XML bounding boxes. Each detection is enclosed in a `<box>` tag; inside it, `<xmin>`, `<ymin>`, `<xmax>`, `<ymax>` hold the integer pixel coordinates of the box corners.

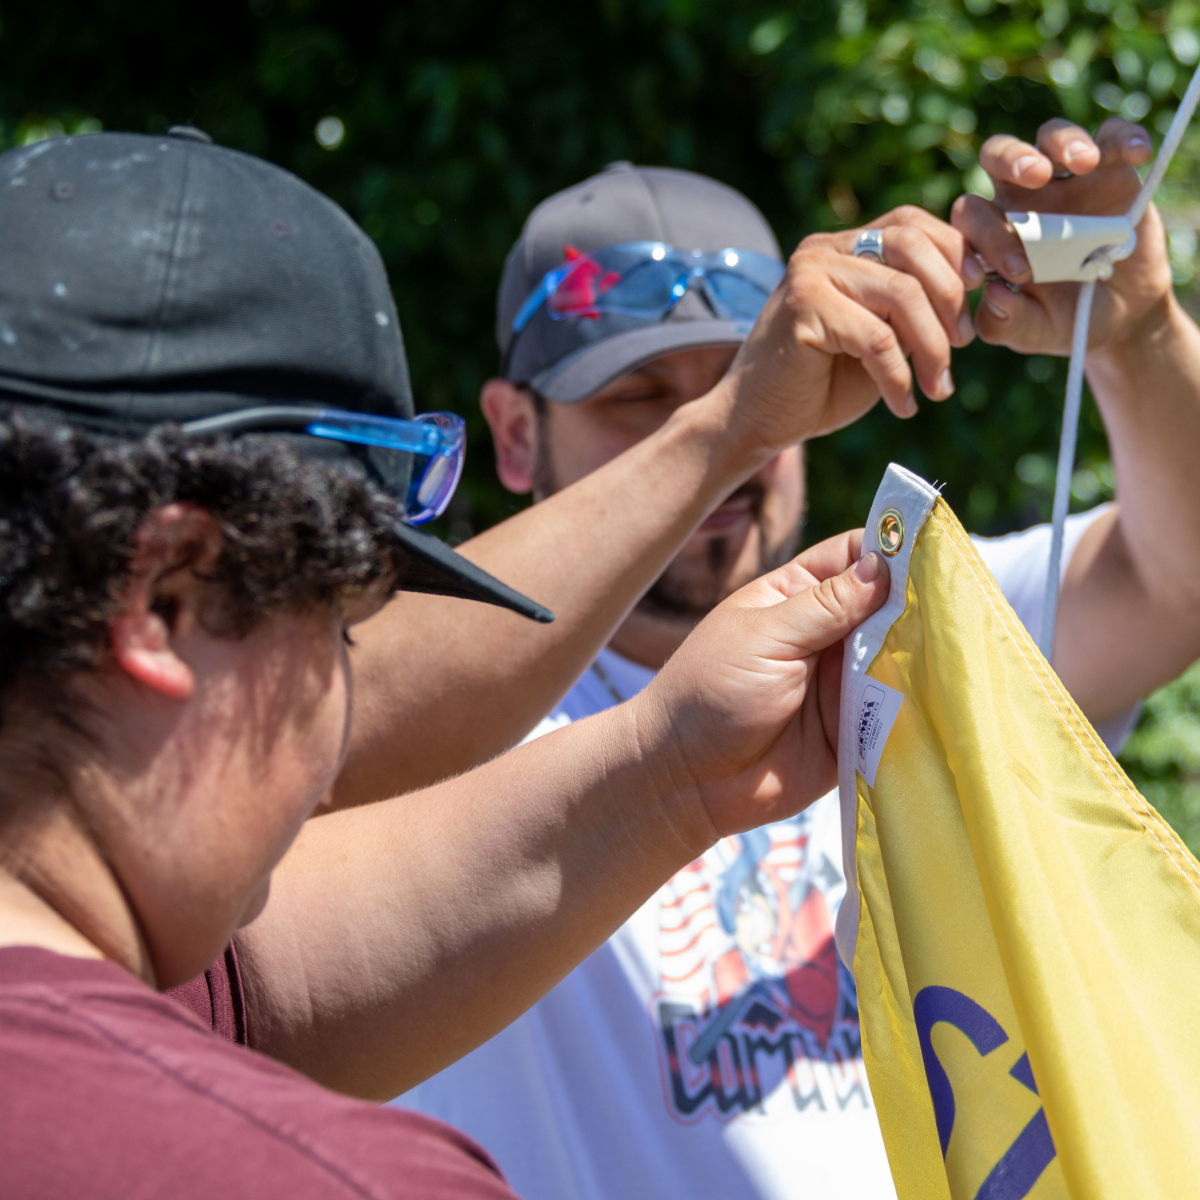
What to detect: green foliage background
<box><xmin>3</xmin><ymin>0</ymin><xmax>1200</xmax><ymax>845</ymax></box>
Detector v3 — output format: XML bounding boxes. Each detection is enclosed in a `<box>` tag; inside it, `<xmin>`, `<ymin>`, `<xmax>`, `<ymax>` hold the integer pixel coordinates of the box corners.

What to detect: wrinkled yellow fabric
<box><xmin>853</xmin><ymin>497</ymin><xmax>1200</xmax><ymax>1200</ymax></box>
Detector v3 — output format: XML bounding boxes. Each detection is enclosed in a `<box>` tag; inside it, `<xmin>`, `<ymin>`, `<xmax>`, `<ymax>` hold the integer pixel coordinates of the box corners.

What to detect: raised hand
<box><xmin>712</xmin><ymin>207</ymin><xmax>982</xmax><ymax>453</ymax></box>
<box><xmin>951</xmin><ymin>117</ymin><xmax>1174</xmax><ymax>353</ymax></box>
<box><xmin>633</xmin><ymin>531</ymin><xmax>888</xmax><ymax>840</ymax></box>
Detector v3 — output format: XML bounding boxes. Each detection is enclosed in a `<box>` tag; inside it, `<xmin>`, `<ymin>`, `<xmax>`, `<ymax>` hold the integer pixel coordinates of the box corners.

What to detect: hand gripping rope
<box><xmin>1006</xmin><ymin>59</ymin><xmax>1200</xmax><ymax>660</ymax></box>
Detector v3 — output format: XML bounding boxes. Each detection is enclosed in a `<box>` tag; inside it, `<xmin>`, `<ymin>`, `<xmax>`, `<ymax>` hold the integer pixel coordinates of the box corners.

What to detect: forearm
<box><xmin>237</xmin><ymin>529</ymin><xmax>890</xmax><ymax>1102</ymax></box>
<box><xmin>334</xmin><ymin>206</ymin><xmax>978</xmax><ymax>807</ymax></box>
<box><xmin>1088</xmin><ymin>295</ymin><xmax>1200</xmax><ymax>593</ymax></box>
<box><xmin>333</xmin><ymin>397</ymin><xmax>762</xmax><ymax>807</ymax></box>
<box><xmin>1058</xmin><ymin>296</ymin><xmax>1200</xmax><ymax>714</ymax></box>
<box><xmin>240</xmin><ymin>700</ymin><xmax>707</xmax><ymax>1100</ymax></box>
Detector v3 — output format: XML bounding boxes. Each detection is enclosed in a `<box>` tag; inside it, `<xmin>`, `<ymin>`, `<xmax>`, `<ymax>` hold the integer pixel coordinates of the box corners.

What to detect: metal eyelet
<box><xmin>877</xmin><ymin>509</ymin><xmax>905</xmax><ymax>557</ymax></box>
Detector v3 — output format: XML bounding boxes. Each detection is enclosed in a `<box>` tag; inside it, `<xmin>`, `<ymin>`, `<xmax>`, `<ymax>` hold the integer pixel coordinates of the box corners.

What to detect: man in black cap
<box><xmin>398</xmin><ymin>130</ymin><xmax>1200</xmax><ymax>1199</ymax></box>
<box><xmin>0</xmin><ymin>127</ymin><xmax>984</xmax><ymax>1197</ymax></box>
<box><xmin>0</xmin><ymin>124</ymin><xmax>546</xmax><ymax>623</ymax></box>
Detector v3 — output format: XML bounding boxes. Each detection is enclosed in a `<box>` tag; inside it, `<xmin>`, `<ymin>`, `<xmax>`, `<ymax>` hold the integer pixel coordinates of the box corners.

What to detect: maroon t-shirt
<box><xmin>166</xmin><ymin>941</ymin><xmax>249</xmax><ymax>1045</ymax></box>
<box><xmin>0</xmin><ymin>947</ymin><xmax>518</xmax><ymax>1199</ymax></box>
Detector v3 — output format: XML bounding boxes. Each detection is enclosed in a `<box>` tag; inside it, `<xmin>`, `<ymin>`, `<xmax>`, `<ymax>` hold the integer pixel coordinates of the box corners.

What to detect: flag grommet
<box><xmin>877</xmin><ymin>509</ymin><xmax>905</xmax><ymax>556</ymax></box>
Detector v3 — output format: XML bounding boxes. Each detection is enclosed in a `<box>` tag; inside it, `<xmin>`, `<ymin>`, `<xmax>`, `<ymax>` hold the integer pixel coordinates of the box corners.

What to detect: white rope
<box><xmin>1038</xmin><ymin>59</ymin><xmax>1200</xmax><ymax>661</ymax></box>
<box><xmin>1040</xmin><ymin>279</ymin><xmax>1095</xmax><ymax>656</ymax></box>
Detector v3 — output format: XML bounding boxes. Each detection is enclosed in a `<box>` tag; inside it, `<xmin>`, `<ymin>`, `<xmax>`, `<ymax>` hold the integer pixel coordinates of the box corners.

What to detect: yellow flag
<box><xmin>835</xmin><ymin>464</ymin><xmax>1200</xmax><ymax>1200</ymax></box>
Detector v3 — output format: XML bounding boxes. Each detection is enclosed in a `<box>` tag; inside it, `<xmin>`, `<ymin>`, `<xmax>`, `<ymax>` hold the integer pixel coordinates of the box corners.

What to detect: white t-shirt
<box><xmin>396</xmin><ymin>508</ymin><xmax>1134</xmax><ymax>1200</ymax></box>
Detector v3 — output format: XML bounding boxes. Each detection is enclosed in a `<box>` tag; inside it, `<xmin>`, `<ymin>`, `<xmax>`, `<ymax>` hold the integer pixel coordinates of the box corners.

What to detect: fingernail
<box><xmin>1062</xmin><ymin>140</ymin><xmax>1090</xmax><ymax>164</ymax></box>
<box><xmin>1127</xmin><ymin>133</ymin><xmax>1150</xmax><ymax>149</ymax></box>
<box><xmin>962</xmin><ymin>255</ymin><xmax>985</xmax><ymax>288</ymax></box>
<box><xmin>856</xmin><ymin>552</ymin><xmax>882</xmax><ymax>583</ymax></box>
<box><xmin>905</xmin><ymin>393</ymin><xmax>919</xmax><ymax>417</ymax></box>
<box><xmin>958</xmin><ymin>311</ymin><xmax>975</xmax><ymax>342</ymax></box>
<box><xmin>1005</xmin><ymin>252</ymin><xmax>1030</xmax><ymax>279</ymax></box>
<box><xmin>939</xmin><ymin>369</ymin><xmax>955</xmax><ymax>397</ymax></box>
<box><xmin>1014</xmin><ymin>154</ymin><xmax>1040</xmax><ymax>178</ymax></box>
<box><xmin>984</xmin><ymin>291</ymin><xmax>1010</xmax><ymax>320</ymax></box>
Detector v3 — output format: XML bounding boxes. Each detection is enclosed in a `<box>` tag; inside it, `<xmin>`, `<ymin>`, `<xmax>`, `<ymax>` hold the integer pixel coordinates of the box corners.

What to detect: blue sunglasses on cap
<box><xmin>182</xmin><ymin>406</ymin><xmax>465</xmax><ymax>525</ymax></box>
<box><xmin>511</xmin><ymin>241</ymin><xmax>786</xmax><ymax>334</ymax></box>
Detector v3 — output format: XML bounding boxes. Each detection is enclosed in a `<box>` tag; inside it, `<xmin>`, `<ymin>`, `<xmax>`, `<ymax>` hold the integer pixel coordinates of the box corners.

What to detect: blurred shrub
<box><xmin>2</xmin><ymin>0</ymin><xmax>1199</xmax><ymax>845</ymax></box>
<box><xmin>6</xmin><ymin>0</ymin><xmax>1199</xmax><ymax>537</ymax></box>
<box><xmin>1121</xmin><ymin>661</ymin><xmax>1200</xmax><ymax>858</ymax></box>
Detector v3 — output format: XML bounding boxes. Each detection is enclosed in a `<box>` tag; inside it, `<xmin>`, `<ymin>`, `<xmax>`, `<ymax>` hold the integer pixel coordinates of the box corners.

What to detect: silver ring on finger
<box><xmin>853</xmin><ymin>229</ymin><xmax>885</xmax><ymax>264</ymax></box>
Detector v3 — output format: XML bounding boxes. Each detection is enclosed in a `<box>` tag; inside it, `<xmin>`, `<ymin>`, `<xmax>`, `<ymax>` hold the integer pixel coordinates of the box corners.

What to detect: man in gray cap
<box><xmin>396</xmin><ymin>133</ymin><xmax>1200</xmax><ymax>1199</ymax></box>
<box><xmin>391</xmin><ymin>163</ymin><xmax>935</xmax><ymax>1200</ymax></box>
<box><xmin>492</xmin><ymin>162</ymin><xmax>811</xmax><ymax>665</ymax></box>
<box><xmin>328</xmin><ymin>162</ymin><xmax>972</xmax><ymax>808</ymax></box>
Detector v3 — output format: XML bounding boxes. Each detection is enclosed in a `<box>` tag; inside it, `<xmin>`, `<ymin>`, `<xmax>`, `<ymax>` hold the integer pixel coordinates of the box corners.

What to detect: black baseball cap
<box><xmin>0</xmin><ymin>129</ymin><xmax>551</xmax><ymax>623</ymax></box>
<box><xmin>497</xmin><ymin>162</ymin><xmax>782</xmax><ymax>403</ymax></box>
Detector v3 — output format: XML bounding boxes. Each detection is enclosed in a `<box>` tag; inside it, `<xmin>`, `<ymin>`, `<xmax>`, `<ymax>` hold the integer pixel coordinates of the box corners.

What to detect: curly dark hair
<box><xmin>0</xmin><ymin>411</ymin><xmax>408</xmax><ymax>707</ymax></box>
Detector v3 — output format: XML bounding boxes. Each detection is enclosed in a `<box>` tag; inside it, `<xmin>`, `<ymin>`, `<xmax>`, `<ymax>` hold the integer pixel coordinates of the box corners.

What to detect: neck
<box><xmin>0</xmin><ymin>867</ymin><xmax>107</xmax><ymax>964</ymax></box>
<box><xmin>606</xmin><ymin>608</ymin><xmax>697</xmax><ymax>671</ymax></box>
<box><xmin>0</xmin><ymin>741</ymin><xmax>155</xmax><ymax>983</ymax></box>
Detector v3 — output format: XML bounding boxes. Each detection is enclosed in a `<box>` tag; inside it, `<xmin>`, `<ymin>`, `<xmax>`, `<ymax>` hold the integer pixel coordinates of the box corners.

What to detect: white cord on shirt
<box><xmin>1038</xmin><ymin>59</ymin><xmax>1200</xmax><ymax>661</ymax></box>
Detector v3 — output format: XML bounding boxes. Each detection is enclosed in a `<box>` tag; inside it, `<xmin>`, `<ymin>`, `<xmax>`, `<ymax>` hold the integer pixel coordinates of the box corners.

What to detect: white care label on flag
<box><xmin>854</xmin><ymin>678</ymin><xmax>904</xmax><ymax>787</ymax></box>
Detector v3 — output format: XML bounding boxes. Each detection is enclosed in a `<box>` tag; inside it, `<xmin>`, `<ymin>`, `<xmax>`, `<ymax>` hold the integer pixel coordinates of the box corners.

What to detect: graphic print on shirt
<box><xmin>650</xmin><ymin>819</ymin><xmax>870</xmax><ymax>1123</ymax></box>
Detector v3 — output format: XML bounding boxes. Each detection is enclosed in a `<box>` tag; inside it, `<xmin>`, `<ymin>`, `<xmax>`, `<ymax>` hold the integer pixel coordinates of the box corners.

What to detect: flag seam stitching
<box><xmin>935</xmin><ymin>504</ymin><xmax>1200</xmax><ymax>878</ymax></box>
<box><xmin>931</xmin><ymin>504</ymin><xmax>1200</xmax><ymax>895</ymax></box>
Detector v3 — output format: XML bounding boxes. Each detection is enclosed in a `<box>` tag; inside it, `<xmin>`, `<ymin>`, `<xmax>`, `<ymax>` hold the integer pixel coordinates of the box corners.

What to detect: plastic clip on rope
<box><xmin>1027</xmin><ymin>60</ymin><xmax>1200</xmax><ymax>660</ymax></box>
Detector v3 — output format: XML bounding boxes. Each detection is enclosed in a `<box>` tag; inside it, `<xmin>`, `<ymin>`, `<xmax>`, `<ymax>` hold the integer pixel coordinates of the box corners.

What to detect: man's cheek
<box><xmin>718</xmin><ymin>527</ymin><xmax>771</xmax><ymax>597</ymax></box>
<box><xmin>549</xmin><ymin>419</ymin><xmax>642</xmax><ymax>487</ymax></box>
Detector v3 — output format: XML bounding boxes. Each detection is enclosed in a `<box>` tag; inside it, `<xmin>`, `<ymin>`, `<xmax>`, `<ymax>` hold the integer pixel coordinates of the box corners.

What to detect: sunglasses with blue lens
<box><xmin>511</xmin><ymin>242</ymin><xmax>786</xmax><ymax>334</ymax></box>
<box><xmin>181</xmin><ymin>406</ymin><xmax>465</xmax><ymax>525</ymax></box>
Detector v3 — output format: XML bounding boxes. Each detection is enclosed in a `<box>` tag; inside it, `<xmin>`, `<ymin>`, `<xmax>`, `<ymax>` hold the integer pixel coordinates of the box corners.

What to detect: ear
<box><xmin>480</xmin><ymin>378</ymin><xmax>539</xmax><ymax>494</ymax></box>
<box><xmin>108</xmin><ymin>505</ymin><xmax>222</xmax><ymax>701</ymax></box>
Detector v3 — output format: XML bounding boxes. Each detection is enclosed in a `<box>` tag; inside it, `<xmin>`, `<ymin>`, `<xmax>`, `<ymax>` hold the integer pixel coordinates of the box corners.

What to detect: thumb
<box><xmin>763</xmin><ymin>551</ymin><xmax>890</xmax><ymax>656</ymax></box>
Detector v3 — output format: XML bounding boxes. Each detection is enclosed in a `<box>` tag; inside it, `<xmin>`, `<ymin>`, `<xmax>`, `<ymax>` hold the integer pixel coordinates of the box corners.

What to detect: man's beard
<box><xmin>532</xmin><ymin>416</ymin><xmax>802</xmax><ymax>629</ymax></box>
<box><xmin>635</xmin><ymin>477</ymin><xmax>803</xmax><ymax>625</ymax></box>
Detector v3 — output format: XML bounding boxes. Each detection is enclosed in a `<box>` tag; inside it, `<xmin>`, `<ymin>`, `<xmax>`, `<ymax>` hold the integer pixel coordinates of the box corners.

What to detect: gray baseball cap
<box><xmin>496</xmin><ymin>163</ymin><xmax>782</xmax><ymax>403</ymax></box>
